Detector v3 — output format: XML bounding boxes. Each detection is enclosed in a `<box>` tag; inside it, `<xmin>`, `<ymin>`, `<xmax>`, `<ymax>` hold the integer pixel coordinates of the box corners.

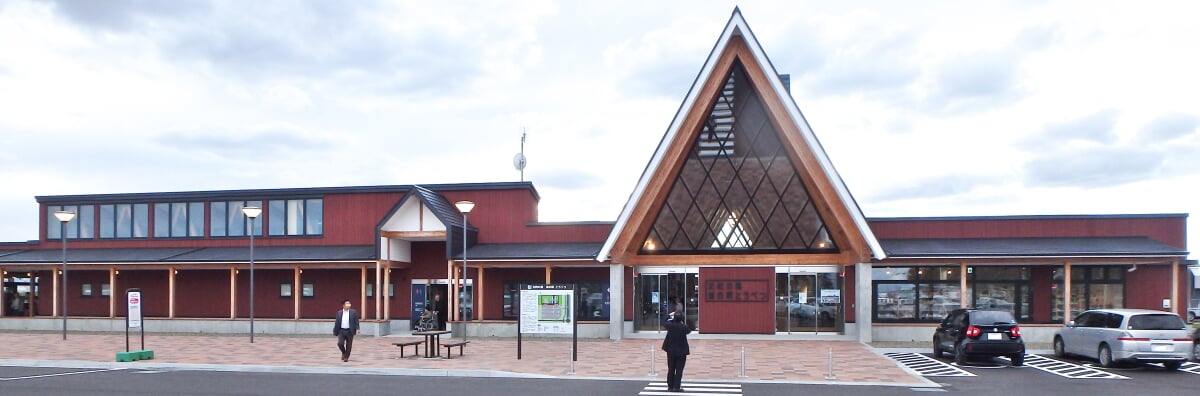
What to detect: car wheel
<box><xmin>1098</xmin><ymin>344</ymin><xmax>1115</xmax><ymax>368</ymax></box>
<box><xmin>1010</xmin><ymin>354</ymin><xmax>1024</xmax><ymax>367</ymax></box>
<box><xmin>932</xmin><ymin>336</ymin><xmax>943</xmax><ymax>358</ymax></box>
<box><xmin>954</xmin><ymin>342</ymin><xmax>967</xmax><ymax>365</ymax></box>
<box><xmin>1053</xmin><ymin>337</ymin><xmax>1066</xmax><ymax>358</ymax></box>
<box><xmin>1163</xmin><ymin>361</ymin><xmax>1182</xmax><ymax>371</ymax></box>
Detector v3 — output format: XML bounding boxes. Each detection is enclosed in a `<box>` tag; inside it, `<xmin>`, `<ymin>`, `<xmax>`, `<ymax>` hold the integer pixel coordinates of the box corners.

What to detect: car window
<box><xmin>1105</xmin><ymin>313</ymin><xmax>1124</xmax><ymax>329</ymax></box>
<box><xmin>1074</xmin><ymin>312</ymin><xmax>1096</xmax><ymax>327</ymax></box>
<box><xmin>1128</xmin><ymin>314</ymin><xmax>1185</xmax><ymax>330</ymax></box>
<box><xmin>967</xmin><ymin>310</ymin><xmax>1015</xmax><ymax>325</ymax></box>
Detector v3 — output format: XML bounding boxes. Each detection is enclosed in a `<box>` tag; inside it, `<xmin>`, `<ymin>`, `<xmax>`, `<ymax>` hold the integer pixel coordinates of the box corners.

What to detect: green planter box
<box><xmin>115</xmin><ymin>351</ymin><xmax>138</xmax><ymax>362</ymax></box>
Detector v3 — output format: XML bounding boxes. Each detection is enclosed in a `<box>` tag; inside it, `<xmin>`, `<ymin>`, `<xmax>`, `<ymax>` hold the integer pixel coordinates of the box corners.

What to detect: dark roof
<box><xmin>880</xmin><ymin>237</ymin><xmax>1187</xmax><ymax>258</ymax></box>
<box><xmin>0</xmin><ymin>250</ymin><xmax>25</xmax><ymax>258</ymax></box>
<box><xmin>458</xmin><ymin>243</ymin><xmax>602</xmax><ymax>260</ymax></box>
<box><xmin>411</xmin><ymin>186</ymin><xmax>471</xmax><ymax>229</ymax></box>
<box><xmin>0</xmin><ymin>246</ymin><xmax>375</xmax><ymax>264</ymax></box>
<box><xmin>167</xmin><ymin>246</ymin><xmax>375</xmax><ymax>262</ymax></box>
<box><xmin>36</xmin><ymin>181</ymin><xmax>539</xmax><ymax>205</ymax></box>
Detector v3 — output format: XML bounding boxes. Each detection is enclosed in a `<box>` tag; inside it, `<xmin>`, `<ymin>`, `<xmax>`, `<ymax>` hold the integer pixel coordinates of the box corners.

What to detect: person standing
<box><xmin>333</xmin><ymin>299</ymin><xmax>360</xmax><ymax>362</ymax></box>
<box><xmin>661</xmin><ymin>311</ymin><xmax>692</xmax><ymax>392</ymax></box>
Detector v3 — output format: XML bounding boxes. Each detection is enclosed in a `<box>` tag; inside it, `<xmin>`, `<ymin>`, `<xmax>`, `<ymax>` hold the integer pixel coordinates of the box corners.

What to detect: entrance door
<box><xmin>775</xmin><ymin>268</ymin><xmax>841</xmax><ymax>333</ymax></box>
<box><xmin>634</xmin><ymin>270</ymin><xmax>698</xmax><ymax>332</ymax></box>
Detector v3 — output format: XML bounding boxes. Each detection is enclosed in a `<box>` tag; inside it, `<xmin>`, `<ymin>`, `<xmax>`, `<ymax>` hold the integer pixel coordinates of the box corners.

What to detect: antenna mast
<box><xmin>513</xmin><ymin>129</ymin><xmax>528</xmax><ymax>181</ymax></box>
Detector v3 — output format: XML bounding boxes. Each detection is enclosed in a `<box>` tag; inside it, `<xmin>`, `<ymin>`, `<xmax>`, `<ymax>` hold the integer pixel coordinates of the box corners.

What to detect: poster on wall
<box><xmin>519</xmin><ymin>284</ymin><xmax>574</xmax><ymax>334</ymax></box>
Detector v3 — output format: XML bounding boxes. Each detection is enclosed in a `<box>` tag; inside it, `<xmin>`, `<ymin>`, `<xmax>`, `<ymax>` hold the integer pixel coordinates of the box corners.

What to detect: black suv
<box><xmin>933</xmin><ymin>308</ymin><xmax>1025</xmax><ymax>366</ymax></box>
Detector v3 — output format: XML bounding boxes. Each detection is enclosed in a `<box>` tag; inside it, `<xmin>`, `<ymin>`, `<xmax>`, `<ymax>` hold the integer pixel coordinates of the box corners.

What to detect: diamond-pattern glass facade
<box><xmin>641</xmin><ymin>61</ymin><xmax>837</xmax><ymax>254</ymax></box>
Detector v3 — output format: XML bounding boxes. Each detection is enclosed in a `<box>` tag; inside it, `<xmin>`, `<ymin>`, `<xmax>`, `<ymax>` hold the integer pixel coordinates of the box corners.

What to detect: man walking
<box><xmin>333</xmin><ymin>299</ymin><xmax>360</xmax><ymax>362</ymax></box>
<box><xmin>661</xmin><ymin>311</ymin><xmax>692</xmax><ymax>392</ymax></box>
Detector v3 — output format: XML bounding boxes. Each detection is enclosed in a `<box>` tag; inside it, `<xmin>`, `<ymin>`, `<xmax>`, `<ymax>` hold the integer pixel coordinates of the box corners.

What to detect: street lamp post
<box><xmin>54</xmin><ymin>210</ymin><xmax>76</xmax><ymax>341</ymax></box>
<box><xmin>242</xmin><ymin>206</ymin><xmax>262</xmax><ymax>343</ymax></box>
<box><xmin>454</xmin><ymin>201</ymin><xmax>474</xmax><ymax>340</ymax></box>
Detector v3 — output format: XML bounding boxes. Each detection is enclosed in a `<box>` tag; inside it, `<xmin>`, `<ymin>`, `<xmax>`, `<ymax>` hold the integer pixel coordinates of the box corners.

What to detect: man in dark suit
<box><xmin>661</xmin><ymin>311</ymin><xmax>692</xmax><ymax>392</ymax></box>
<box><xmin>333</xmin><ymin>299</ymin><xmax>360</xmax><ymax>362</ymax></box>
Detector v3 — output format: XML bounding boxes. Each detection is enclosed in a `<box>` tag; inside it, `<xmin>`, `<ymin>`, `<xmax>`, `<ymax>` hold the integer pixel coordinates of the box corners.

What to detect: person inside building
<box><xmin>426</xmin><ymin>293</ymin><xmax>447</xmax><ymax>330</ymax></box>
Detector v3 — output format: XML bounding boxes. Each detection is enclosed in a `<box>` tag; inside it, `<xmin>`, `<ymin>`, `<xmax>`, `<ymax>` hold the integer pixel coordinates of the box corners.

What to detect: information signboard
<box><xmin>519</xmin><ymin>284</ymin><xmax>574</xmax><ymax>334</ymax></box>
<box><xmin>128</xmin><ymin>291</ymin><xmax>143</xmax><ymax>328</ymax></box>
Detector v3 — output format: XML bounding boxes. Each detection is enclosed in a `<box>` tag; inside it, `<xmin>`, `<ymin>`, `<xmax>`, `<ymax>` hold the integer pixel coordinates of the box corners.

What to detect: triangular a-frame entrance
<box><xmin>598</xmin><ymin>9</ymin><xmax>884</xmax><ymax>265</ymax></box>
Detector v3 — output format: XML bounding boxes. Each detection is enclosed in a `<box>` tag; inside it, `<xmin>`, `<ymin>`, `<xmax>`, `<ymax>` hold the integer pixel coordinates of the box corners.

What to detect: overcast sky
<box><xmin>1</xmin><ymin>1</ymin><xmax>1197</xmax><ymax>260</ymax></box>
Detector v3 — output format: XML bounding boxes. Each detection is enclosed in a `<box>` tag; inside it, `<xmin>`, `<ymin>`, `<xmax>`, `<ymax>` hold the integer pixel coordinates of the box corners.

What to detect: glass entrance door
<box><xmin>775</xmin><ymin>269</ymin><xmax>841</xmax><ymax>333</ymax></box>
<box><xmin>634</xmin><ymin>270</ymin><xmax>699</xmax><ymax>332</ymax></box>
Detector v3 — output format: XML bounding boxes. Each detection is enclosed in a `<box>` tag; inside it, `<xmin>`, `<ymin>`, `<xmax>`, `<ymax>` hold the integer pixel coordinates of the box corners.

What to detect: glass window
<box><xmin>154</xmin><ymin>203</ymin><xmax>170</xmax><ymax>238</ymax></box>
<box><xmin>875</xmin><ymin>283</ymin><xmax>916</xmax><ymax>320</ymax></box>
<box><xmin>873</xmin><ymin>267</ymin><xmax>914</xmax><ymax>281</ymax></box>
<box><xmin>170</xmin><ymin>202</ymin><xmax>187</xmax><ymax>237</ymax></box>
<box><xmin>305</xmin><ymin>199</ymin><xmax>323</xmax><ymax>235</ymax></box>
<box><xmin>133</xmin><ymin>204</ymin><xmax>148</xmax><ymax>238</ymax></box>
<box><xmin>116</xmin><ymin>204</ymin><xmax>132</xmax><ymax>238</ymax></box>
<box><xmin>188</xmin><ymin>202</ymin><xmax>204</xmax><ymax>236</ymax></box>
<box><xmin>227</xmin><ymin>201</ymin><xmax>245</xmax><ymax>236</ymax></box>
<box><xmin>575</xmin><ymin>281</ymin><xmax>610</xmax><ymax>321</ymax></box>
<box><xmin>78</xmin><ymin>205</ymin><xmax>94</xmax><ymax>239</ymax></box>
<box><xmin>287</xmin><ymin>200</ymin><xmax>304</xmax><ymax>235</ymax></box>
<box><xmin>919</xmin><ymin>284</ymin><xmax>961</xmax><ymax>320</ymax></box>
<box><xmin>268</xmin><ymin>200</ymin><xmax>285</xmax><ymax>236</ymax></box>
<box><xmin>1128</xmin><ymin>314</ymin><xmax>1185</xmax><ymax>330</ymax></box>
<box><xmin>100</xmin><ymin>204</ymin><xmax>115</xmax><ymax>238</ymax></box>
<box><xmin>210</xmin><ymin>202</ymin><xmax>227</xmax><ymax>236</ymax></box>
<box><xmin>918</xmin><ymin>267</ymin><xmax>959</xmax><ymax>281</ymax></box>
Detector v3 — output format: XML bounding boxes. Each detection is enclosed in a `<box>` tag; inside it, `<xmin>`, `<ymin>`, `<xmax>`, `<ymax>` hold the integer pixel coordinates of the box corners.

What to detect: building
<box><xmin>1</xmin><ymin>9</ymin><xmax>1193</xmax><ymax>342</ymax></box>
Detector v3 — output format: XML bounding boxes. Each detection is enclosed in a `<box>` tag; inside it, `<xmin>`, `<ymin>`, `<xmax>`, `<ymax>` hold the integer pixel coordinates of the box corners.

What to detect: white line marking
<box><xmin>0</xmin><ymin>368</ymin><xmax>125</xmax><ymax>381</ymax></box>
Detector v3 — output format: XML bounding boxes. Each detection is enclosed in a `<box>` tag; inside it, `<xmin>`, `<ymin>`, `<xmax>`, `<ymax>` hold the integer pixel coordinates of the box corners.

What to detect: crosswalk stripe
<box><xmin>998</xmin><ymin>355</ymin><xmax>1127</xmax><ymax>380</ymax></box>
<box><xmin>640</xmin><ymin>382</ymin><xmax>743</xmax><ymax>395</ymax></box>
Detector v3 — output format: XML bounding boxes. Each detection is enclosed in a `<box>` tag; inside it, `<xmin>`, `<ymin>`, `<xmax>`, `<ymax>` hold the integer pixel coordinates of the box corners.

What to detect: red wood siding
<box><xmin>175</xmin><ymin>270</ymin><xmax>232</xmax><ymax>318</ymax></box>
<box><xmin>71</xmin><ymin>270</ymin><xmax>111</xmax><ymax>317</ymax></box>
<box><xmin>1124</xmin><ymin>265</ymin><xmax>1173</xmax><ymax>312</ymax></box>
<box><xmin>231</xmin><ymin>269</ymin><xmax>294</xmax><ymax>319</ymax></box>
<box><xmin>113</xmin><ymin>270</ymin><xmax>170</xmax><ymax>317</ymax></box>
<box><xmin>296</xmin><ymin>269</ymin><xmax>363</xmax><ymax>320</ymax></box>
<box><xmin>869</xmin><ymin>216</ymin><xmax>1187</xmax><ymax>248</ymax></box>
<box><xmin>698</xmin><ymin>267</ymin><xmax>775</xmax><ymax>334</ymax></box>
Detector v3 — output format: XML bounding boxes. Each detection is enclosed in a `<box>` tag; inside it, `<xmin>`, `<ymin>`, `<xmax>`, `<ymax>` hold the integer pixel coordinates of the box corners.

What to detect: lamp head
<box><xmin>241</xmin><ymin>206</ymin><xmax>262</xmax><ymax>219</ymax></box>
<box><xmin>54</xmin><ymin>210</ymin><xmax>76</xmax><ymax>223</ymax></box>
<box><xmin>454</xmin><ymin>200</ymin><xmax>475</xmax><ymax>214</ymax></box>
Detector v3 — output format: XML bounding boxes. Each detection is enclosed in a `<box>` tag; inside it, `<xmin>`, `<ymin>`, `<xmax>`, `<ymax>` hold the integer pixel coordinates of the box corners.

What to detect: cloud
<box><xmin>1022</xmin><ymin>145</ymin><xmax>1163</xmax><ymax>188</ymax></box>
<box><xmin>153</xmin><ymin>126</ymin><xmax>335</xmax><ymax>160</ymax></box>
<box><xmin>1021</xmin><ymin>109</ymin><xmax>1120</xmax><ymax>150</ymax></box>
<box><xmin>1140</xmin><ymin>112</ymin><xmax>1199</xmax><ymax>142</ymax></box>
<box><xmin>532</xmin><ymin>168</ymin><xmax>603</xmax><ymax>191</ymax></box>
<box><xmin>868</xmin><ymin>173</ymin><xmax>1000</xmax><ymax>202</ymax></box>
<box><xmin>801</xmin><ymin>31</ymin><xmax>921</xmax><ymax>100</ymax></box>
<box><xmin>42</xmin><ymin>0</ymin><xmax>211</xmax><ymax>31</ymax></box>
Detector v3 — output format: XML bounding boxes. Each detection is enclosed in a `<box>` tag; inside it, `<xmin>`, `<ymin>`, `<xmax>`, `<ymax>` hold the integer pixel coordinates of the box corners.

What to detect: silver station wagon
<box><xmin>1053</xmin><ymin>308</ymin><xmax>1192</xmax><ymax>370</ymax></box>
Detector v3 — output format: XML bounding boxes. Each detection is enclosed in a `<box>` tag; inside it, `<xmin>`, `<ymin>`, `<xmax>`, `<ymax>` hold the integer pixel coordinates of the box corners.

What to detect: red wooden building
<box><xmin>1</xmin><ymin>10</ymin><xmax>1193</xmax><ymax>342</ymax></box>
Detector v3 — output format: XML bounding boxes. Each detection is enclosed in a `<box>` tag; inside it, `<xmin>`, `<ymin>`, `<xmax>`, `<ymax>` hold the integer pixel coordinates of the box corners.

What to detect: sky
<box><xmin>1</xmin><ymin>1</ymin><xmax>1198</xmax><ymax>260</ymax></box>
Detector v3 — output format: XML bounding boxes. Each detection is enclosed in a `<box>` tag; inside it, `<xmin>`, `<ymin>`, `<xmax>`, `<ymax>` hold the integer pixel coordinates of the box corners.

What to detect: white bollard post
<box><xmin>738</xmin><ymin>346</ymin><xmax>748</xmax><ymax>378</ymax></box>
<box><xmin>825</xmin><ymin>347</ymin><xmax>837</xmax><ymax>380</ymax></box>
<box><xmin>649</xmin><ymin>346</ymin><xmax>658</xmax><ymax>376</ymax></box>
<box><xmin>569</xmin><ymin>346</ymin><xmax>576</xmax><ymax>375</ymax></box>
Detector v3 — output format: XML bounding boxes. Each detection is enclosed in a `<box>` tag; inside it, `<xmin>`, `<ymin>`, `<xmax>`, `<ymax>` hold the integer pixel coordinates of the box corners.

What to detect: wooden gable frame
<box><xmin>600</xmin><ymin>10</ymin><xmax>883</xmax><ymax>267</ymax></box>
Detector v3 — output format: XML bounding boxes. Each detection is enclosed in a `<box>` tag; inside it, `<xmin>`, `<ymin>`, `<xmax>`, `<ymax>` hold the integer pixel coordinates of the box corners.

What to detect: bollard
<box><xmin>825</xmin><ymin>347</ymin><xmax>837</xmax><ymax>380</ymax></box>
<box><xmin>568</xmin><ymin>346</ymin><xmax>575</xmax><ymax>375</ymax></box>
<box><xmin>648</xmin><ymin>346</ymin><xmax>658</xmax><ymax>376</ymax></box>
<box><xmin>737</xmin><ymin>346</ymin><xmax>748</xmax><ymax>378</ymax></box>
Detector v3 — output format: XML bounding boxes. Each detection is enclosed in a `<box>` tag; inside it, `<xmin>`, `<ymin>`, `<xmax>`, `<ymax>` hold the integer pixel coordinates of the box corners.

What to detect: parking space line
<box><xmin>1178</xmin><ymin>362</ymin><xmax>1200</xmax><ymax>375</ymax></box>
<box><xmin>0</xmin><ymin>368</ymin><xmax>126</xmax><ymax>382</ymax></box>
<box><xmin>883</xmin><ymin>352</ymin><xmax>975</xmax><ymax>377</ymax></box>
<box><xmin>1000</xmin><ymin>355</ymin><xmax>1127</xmax><ymax>380</ymax></box>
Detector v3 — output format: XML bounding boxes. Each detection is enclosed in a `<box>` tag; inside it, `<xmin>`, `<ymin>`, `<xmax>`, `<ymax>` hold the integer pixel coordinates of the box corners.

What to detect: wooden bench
<box><xmin>392</xmin><ymin>340</ymin><xmax>425</xmax><ymax>358</ymax></box>
<box><xmin>441</xmin><ymin>340</ymin><xmax>469</xmax><ymax>358</ymax></box>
